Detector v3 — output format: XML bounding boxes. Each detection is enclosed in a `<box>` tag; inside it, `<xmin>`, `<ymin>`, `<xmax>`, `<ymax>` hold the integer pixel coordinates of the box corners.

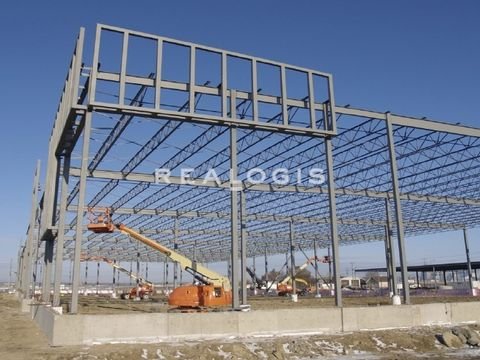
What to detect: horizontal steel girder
<box><xmin>67</xmin><ymin>205</ymin><xmax>464</xmax><ymax>230</ymax></box>
<box><xmin>69</xmin><ymin>167</ymin><xmax>480</xmax><ymax>206</ymax></box>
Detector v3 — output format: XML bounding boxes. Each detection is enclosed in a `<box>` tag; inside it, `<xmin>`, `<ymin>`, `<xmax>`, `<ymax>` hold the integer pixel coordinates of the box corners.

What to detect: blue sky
<box><xmin>0</xmin><ymin>1</ymin><xmax>479</xmax><ymax>280</ymax></box>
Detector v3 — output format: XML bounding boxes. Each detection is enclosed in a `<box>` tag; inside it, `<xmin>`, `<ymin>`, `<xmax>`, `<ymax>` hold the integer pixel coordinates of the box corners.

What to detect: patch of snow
<box><xmin>314</xmin><ymin>340</ymin><xmax>344</xmax><ymax>354</ymax></box>
<box><xmin>282</xmin><ymin>343</ymin><xmax>291</xmax><ymax>354</ymax></box>
<box><xmin>217</xmin><ymin>345</ymin><xmax>232</xmax><ymax>359</ymax></box>
<box><xmin>244</xmin><ymin>342</ymin><xmax>267</xmax><ymax>359</ymax></box>
<box><xmin>141</xmin><ymin>348</ymin><xmax>148</xmax><ymax>359</ymax></box>
<box><xmin>155</xmin><ymin>349</ymin><xmax>166</xmax><ymax>359</ymax></box>
<box><xmin>372</xmin><ymin>336</ymin><xmax>386</xmax><ymax>349</ymax></box>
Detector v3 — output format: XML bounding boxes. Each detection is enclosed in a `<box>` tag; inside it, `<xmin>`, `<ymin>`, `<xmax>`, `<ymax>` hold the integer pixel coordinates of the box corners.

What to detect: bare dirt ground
<box><xmin>3</xmin><ymin>294</ymin><xmax>480</xmax><ymax>359</ymax></box>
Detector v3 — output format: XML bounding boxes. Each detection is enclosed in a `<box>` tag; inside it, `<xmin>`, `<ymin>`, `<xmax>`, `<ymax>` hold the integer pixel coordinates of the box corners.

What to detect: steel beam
<box><xmin>67</xmin><ymin>204</ymin><xmax>464</xmax><ymax>230</ymax></box>
<box><xmin>69</xmin><ymin>168</ymin><xmax>480</xmax><ymax>207</ymax></box>
<box><xmin>334</xmin><ymin>106</ymin><xmax>480</xmax><ymax>138</ymax></box>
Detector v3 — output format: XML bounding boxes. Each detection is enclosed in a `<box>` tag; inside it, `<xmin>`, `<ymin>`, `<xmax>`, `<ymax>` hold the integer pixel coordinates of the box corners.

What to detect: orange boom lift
<box><xmin>80</xmin><ymin>254</ymin><xmax>154</xmax><ymax>300</ymax></box>
<box><xmin>87</xmin><ymin>208</ymin><xmax>232</xmax><ymax>309</ymax></box>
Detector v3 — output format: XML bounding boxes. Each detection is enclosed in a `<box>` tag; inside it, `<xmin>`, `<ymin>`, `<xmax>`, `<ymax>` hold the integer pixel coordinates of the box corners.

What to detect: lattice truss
<box><xmin>45</xmin><ymin>25</ymin><xmax>480</xmax><ymax>264</ymax></box>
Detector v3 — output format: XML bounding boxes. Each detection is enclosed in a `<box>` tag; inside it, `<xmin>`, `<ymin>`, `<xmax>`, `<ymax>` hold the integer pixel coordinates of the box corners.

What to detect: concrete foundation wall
<box><xmin>29</xmin><ymin>302</ymin><xmax>480</xmax><ymax>346</ymax></box>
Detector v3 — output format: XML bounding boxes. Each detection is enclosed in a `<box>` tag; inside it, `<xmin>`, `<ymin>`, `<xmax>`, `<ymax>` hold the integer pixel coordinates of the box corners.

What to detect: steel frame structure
<box><xmin>17</xmin><ymin>24</ymin><xmax>480</xmax><ymax>313</ymax></box>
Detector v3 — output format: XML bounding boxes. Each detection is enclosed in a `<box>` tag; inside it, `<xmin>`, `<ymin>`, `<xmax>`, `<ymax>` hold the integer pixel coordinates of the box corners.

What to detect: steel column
<box><xmin>313</xmin><ymin>237</ymin><xmax>320</xmax><ymax>297</ymax></box>
<box><xmin>165</xmin><ymin>260</ymin><xmax>169</xmax><ymax>291</ymax></box>
<box><xmin>70</xmin><ymin>112</ymin><xmax>92</xmax><ymax>313</ymax></box>
<box><xmin>53</xmin><ymin>155</ymin><xmax>71</xmax><ymax>306</ymax></box>
<box><xmin>112</xmin><ymin>260</ymin><xmax>117</xmax><ymax>296</ymax></box>
<box><xmin>240</xmin><ymin>191</ymin><xmax>248</xmax><ymax>305</ymax></box>
<box><xmin>230</xmin><ymin>119</ymin><xmax>240</xmax><ymax>309</ymax></box>
<box><xmin>16</xmin><ymin>248</ymin><xmax>23</xmax><ymax>291</ymax></box>
<box><xmin>96</xmin><ymin>262</ymin><xmax>100</xmax><ymax>295</ymax></box>
<box><xmin>41</xmin><ymin>240</ymin><xmax>54</xmax><ymax>302</ymax></box>
<box><xmin>42</xmin><ymin>154</ymin><xmax>62</xmax><ymax>302</ymax></box>
<box><xmin>385</xmin><ymin>199</ymin><xmax>398</xmax><ymax>295</ymax></box>
<box><xmin>136</xmin><ymin>251</ymin><xmax>141</xmax><ymax>300</ymax></box>
<box><xmin>173</xmin><ymin>218</ymin><xmax>179</xmax><ymax>288</ymax></box>
<box><xmin>327</xmin><ymin>246</ymin><xmax>332</xmax><ymax>286</ymax></box>
<box><xmin>325</xmin><ymin>136</ymin><xmax>342</xmax><ymax>307</ymax></box>
<box><xmin>463</xmin><ymin>228</ymin><xmax>474</xmax><ymax>295</ymax></box>
<box><xmin>289</xmin><ymin>222</ymin><xmax>297</xmax><ymax>295</ymax></box>
<box><xmin>383</xmin><ymin>225</ymin><xmax>393</xmax><ymax>294</ymax></box>
<box><xmin>22</xmin><ymin>160</ymin><xmax>41</xmax><ymax>298</ymax></box>
<box><xmin>386</xmin><ymin>112</ymin><xmax>410</xmax><ymax>304</ymax></box>
<box><xmin>264</xmin><ymin>247</ymin><xmax>268</xmax><ymax>296</ymax></box>
<box><xmin>84</xmin><ymin>262</ymin><xmax>88</xmax><ymax>289</ymax></box>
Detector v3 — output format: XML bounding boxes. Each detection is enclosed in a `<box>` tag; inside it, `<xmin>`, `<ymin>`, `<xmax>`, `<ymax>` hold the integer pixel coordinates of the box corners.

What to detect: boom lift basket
<box><xmin>87</xmin><ymin>207</ymin><xmax>115</xmax><ymax>233</ymax></box>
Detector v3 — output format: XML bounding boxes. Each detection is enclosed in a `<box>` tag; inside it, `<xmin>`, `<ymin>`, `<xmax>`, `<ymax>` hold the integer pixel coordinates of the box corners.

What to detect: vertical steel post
<box><xmin>463</xmin><ymin>228</ymin><xmax>474</xmax><ymax>295</ymax></box>
<box><xmin>327</xmin><ymin>246</ymin><xmax>332</xmax><ymax>286</ymax></box>
<box><xmin>285</xmin><ymin>253</ymin><xmax>289</xmax><ymax>275</ymax></box>
<box><xmin>165</xmin><ymin>260</ymin><xmax>169</xmax><ymax>291</ymax></box>
<box><xmin>240</xmin><ymin>191</ymin><xmax>248</xmax><ymax>305</ymax></box>
<box><xmin>84</xmin><ymin>262</ymin><xmax>88</xmax><ymax>289</ymax></box>
<box><xmin>96</xmin><ymin>262</ymin><xmax>100</xmax><ymax>295</ymax></box>
<box><xmin>289</xmin><ymin>222</ymin><xmax>296</xmax><ymax>295</ymax></box>
<box><xmin>70</xmin><ymin>112</ymin><xmax>92</xmax><ymax>313</ymax></box>
<box><xmin>227</xmin><ymin>258</ymin><xmax>232</xmax><ymax>284</ymax></box>
<box><xmin>53</xmin><ymin>155</ymin><xmax>70</xmax><ymax>307</ymax></box>
<box><xmin>136</xmin><ymin>251</ymin><xmax>141</xmax><ymax>299</ymax></box>
<box><xmin>16</xmin><ymin>248</ymin><xmax>24</xmax><ymax>291</ymax></box>
<box><xmin>129</xmin><ymin>261</ymin><xmax>133</xmax><ymax>286</ymax></box>
<box><xmin>112</xmin><ymin>260</ymin><xmax>116</xmax><ymax>297</ymax></box>
<box><xmin>163</xmin><ymin>260</ymin><xmax>166</xmax><ymax>289</ymax></box>
<box><xmin>386</xmin><ymin>112</ymin><xmax>410</xmax><ymax>304</ymax></box>
<box><xmin>42</xmin><ymin>156</ymin><xmax>62</xmax><ymax>302</ymax></box>
<box><xmin>385</xmin><ymin>199</ymin><xmax>397</xmax><ymax>295</ymax></box>
<box><xmin>383</xmin><ymin>224</ymin><xmax>392</xmax><ymax>293</ymax></box>
<box><xmin>173</xmin><ymin>218</ymin><xmax>179</xmax><ymax>289</ymax></box>
<box><xmin>252</xmin><ymin>254</ymin><xmax>256</xmax><ymax>293</ymax></box>
<box><xmin>313</xmin><ymin>237</ymin><xmax>320</xmax><ymax>297</ymax></box>
<box><xmin>324</xmin><ymin>135</ymin><xmax>342</xmax><ymax>307</ymax></box>
<box><xmin>230</xmin><ymin>96</ymin><xmax>240</xmax><ymax>308</ymax></box>
<box><xmin>41</xmin><ymin>239</ymin><xmax>54</xmax><ymax>301</ymax></box>
<box><xmin>23</xmin><ymin>160</ymin><xmax>41</xmax><ymax>298</ymax></box>
<box><xmin>264</xmin><ymin>247</ymin><xmax>268</xmax><ymax>296</ymax></box>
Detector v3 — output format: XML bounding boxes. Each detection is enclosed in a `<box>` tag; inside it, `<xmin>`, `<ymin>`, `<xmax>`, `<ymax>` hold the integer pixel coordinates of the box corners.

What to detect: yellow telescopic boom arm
<box><xmin>117</xmin><ymin>224</ymin><xmax>231</xmax><ymax>291</ymax></box>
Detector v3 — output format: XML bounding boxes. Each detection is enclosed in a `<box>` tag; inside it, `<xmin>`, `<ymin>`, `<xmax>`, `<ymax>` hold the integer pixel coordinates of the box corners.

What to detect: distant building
<box><xmin>365</xmin><ymin>275</ymin><xmax>389</xmax><ymax>289</ymax></box>
<box><xmin>340</xmin><ymin>277</ymin><xmax>364</xmax><ymax>289</ymax></box>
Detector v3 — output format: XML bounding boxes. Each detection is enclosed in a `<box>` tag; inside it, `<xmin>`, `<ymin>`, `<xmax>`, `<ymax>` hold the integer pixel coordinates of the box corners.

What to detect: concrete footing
<box><xmin>27</xmin><ymin>301</ymin><xmax>480</xmax><ymax>346</ymax></box>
